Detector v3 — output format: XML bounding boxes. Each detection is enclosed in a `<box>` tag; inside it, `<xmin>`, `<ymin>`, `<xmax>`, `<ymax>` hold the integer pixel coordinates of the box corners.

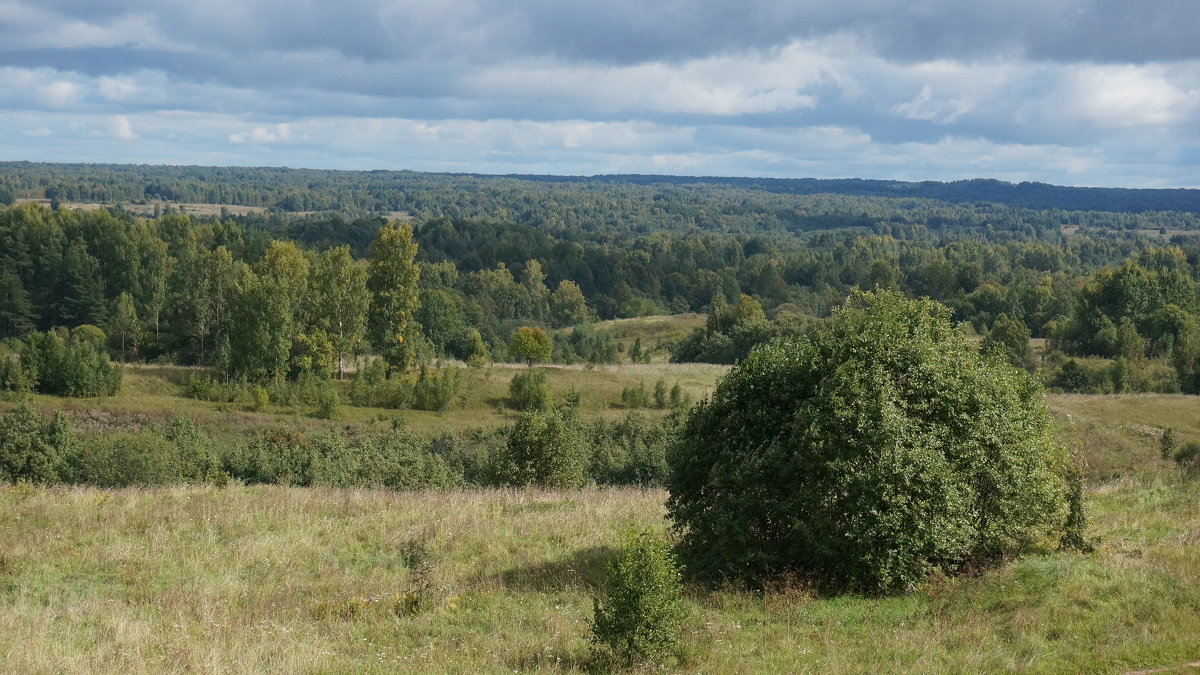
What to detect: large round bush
<box><xmin>666</xmin><ymin>291</ymin><xmax>1072</xmax><ymax>592</ymax></box>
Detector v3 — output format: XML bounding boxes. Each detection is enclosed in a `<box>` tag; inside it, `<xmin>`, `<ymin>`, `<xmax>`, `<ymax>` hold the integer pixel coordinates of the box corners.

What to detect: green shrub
<box><xmin>226</xmin><ymin>428</ymin><xmax>314</xmax><ymax>485</ymax></box>
<box><xmin>667</xmin><ymin>290</ymin><xmax>1073</xmax><ymax>593</ymax></box>
<box><xmin>493</xmin><ymin>410</ymin><xmax>586</xmax><ymax>488</ymax></box>
<box><xmin>250</xmin><ymin>385</ymin><xmax>270</xmax><ymax>411</ymax></box>
<box><xmin>591</xmin><ymin>528</ymin><xmax>688</xmax><ymax>668</ymax></box>
<box><xmin>507</xmin><ymin>368</ymin><xmax>551</xmax><ymax>412</ymax></box>
<box><xmin>162</xmin><ymin>416</ymin><xmax>223</xmax><ymax>483</ymax></box>
<box><xmin>619</xmin><ymin>382</ymin><xmax>650</xmax><ymax>409</ymax></box>
<box><xmin>653</xmin><ymin>379</ymin><xmax>668</xmax><ymax>408</ymax></box>
<box><xmin>0</xmin><ymin>403</ymin><xmax>74</xmax><ymax>484</ymax></box>
<box><xmin>1174</xmin><ymin>440</ymin><xmax>1200</xmax><ymax>477</ymax></box>
<box><xmin>224</xmin><ymin>427</ymin><xmax>455</xmax><ymax>489</ymax></box>
<box><xmin>668</xmin><ymin>382</ymin><xmax>688</xmax><ymax>409</ymax></box>
<box><xmin>412</xmin><ymin>365</ymin><xmax>461</xmax><ymax>412</ymax></box>
<box><xmin>17</xmin><ymin>329</ymin><xmax>122</xmax><ymax>397</ymax></box>
<box><xmin>587</xmin><ymin>412</ymin><xmax>672</xmax><ymax>486</ymax></box>
<box><xmin>1161</xmin><ymin>427</ymin><xmax>1178</xmax><ymax>461</ymax></box>
<box><xmin>349</xmin><ymin>358</ymin><xmax>387</xmax><ymax>406</ymax></box>
<box><xmin>72</xmin><ymin>433</ymin><xmax>192</xmax><ymax>487</ymax></box>
<box><xmin>313</xmin><ymin>384</ymin><xmax>340</xmax><ymax>419</ymax></box>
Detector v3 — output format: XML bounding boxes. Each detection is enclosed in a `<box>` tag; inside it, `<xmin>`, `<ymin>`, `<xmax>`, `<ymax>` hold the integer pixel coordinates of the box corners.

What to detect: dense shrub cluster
<box><xmin>506</xmin><ymin>368</ymin><xmax>552</xmax><ymax>411</ymax></box>
<box><xmin>1</xmin><ymin>327</ymin><xmax>122</xmax><ymax>397</ymax></box>
<box><xmin>0</xmin><ymin>403</ymin><xmax>677</xmax><ymax>490</ymax></box>
<box><xmin>667</xmin><ymin>291</ymin><xmax>1074</xmax><ymax>593</ymax></box>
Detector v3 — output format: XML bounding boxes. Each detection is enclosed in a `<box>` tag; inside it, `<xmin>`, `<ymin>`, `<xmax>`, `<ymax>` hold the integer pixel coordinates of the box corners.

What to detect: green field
<box><xmin>1</xmin><ymin>453</ymin><xmax>1197</xmax><ymax>672</ymax></box>
<box><xmin>3</xmin><ymin>355</ymin><xmax>1200</xmax><ymax>672</ymax></box>
<box><xmin>2</xmin><ymin>314</ymin><xmax>1198</xmax><ymax>673</ymax></box>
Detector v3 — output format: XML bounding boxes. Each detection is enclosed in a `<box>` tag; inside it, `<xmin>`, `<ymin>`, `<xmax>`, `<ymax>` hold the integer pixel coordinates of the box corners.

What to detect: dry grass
<box><xmin>1</xmin><ymin>472</ymin><xmax>1198</xmax><ymax>673</ymax></box>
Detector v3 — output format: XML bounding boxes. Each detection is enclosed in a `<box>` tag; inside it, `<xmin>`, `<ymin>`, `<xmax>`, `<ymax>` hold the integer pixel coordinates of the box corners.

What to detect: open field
<box><xmin>11</xmin><ymin>360</ymin><xmax>729</xmax><ymax>437</ymax></box>
<box><xmin>4</xmin><ymin>348</ymin><xmax>1200</xmax><ymax>672</ymax></box>
<box><xmin>1</xmin><ymin>466</ymin><xmax>1198</xmax><ymax>673</ymax></box>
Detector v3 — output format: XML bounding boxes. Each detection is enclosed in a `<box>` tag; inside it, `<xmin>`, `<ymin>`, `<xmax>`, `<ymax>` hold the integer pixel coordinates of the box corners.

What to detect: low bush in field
<box><xmin>1</xmin><ymin>400</ymin><xmax>676</xmax><ymax>490</ymax></box>
<box><xmin>0</xmin><ymin>403</ymin><xmax>74</xmax><ymax>483</ymax></box>
<box><xmin>506</xmin><ymin>368</ymin><xmax>552</xmax><ymax>412</ymax></box>
<box><xmin>223</xmin><ymin>428</ymin><xmax>457</xmax><ymax>489</ymax></box>
<box><xmin>591</xmin><ymin>527</ymin><xmax>689</xmax><ymax>668</ymax></box>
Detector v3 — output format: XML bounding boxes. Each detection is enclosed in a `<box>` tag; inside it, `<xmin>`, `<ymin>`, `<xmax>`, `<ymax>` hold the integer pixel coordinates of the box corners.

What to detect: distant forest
<box><xmin>4</xmin><ymin>161</ymin><xmax>1200</xmax><ymax>396</ymax></box>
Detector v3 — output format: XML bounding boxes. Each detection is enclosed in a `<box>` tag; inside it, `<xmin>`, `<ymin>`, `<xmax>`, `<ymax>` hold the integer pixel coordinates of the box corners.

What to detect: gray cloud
<box><xmin>0</xmin><ymin>0</ymin><xmax>1197</xmax><ymax>187</ymax></box>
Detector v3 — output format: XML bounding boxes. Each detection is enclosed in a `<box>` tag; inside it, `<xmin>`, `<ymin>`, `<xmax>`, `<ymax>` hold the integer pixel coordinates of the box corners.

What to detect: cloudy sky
<box><xmin>2</xmin><ymin>0</ymin><xmax>1198</xmax><ymax>187</ymax></box>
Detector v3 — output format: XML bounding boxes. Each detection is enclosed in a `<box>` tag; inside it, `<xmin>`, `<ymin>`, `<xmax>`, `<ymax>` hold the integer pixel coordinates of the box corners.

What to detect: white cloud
<box><xmin>110</xmin><ymin>115</ymin><xmax>137</xmax><ymax>140</ymax></box>
<box><xmin>893</xmin><ymin>85</ymin><xmax>977</xmax><ymax>124</ymax></box>
<box><xmin>229</xmin><ymin>123</ymin><xmax>293</xmax><ymax>144</ymax></box>
<box><xmin>464</xmin><ymin>40</ymin><xmax>835</xmax><ymax>116</ymax></box>
<box><xmin>1064</xmin><ymin>64</ymin><xmax>1198</xmax><ymax>128</ymax></box>
<box><xmin>37</xmin><ymin>80</ymin><xmax>82</xmax><ymax>107</ymax></box>
<box><xmin>98</xmin><ymin>76</ymin><xmax>139</xmax><ymax>101</ymax></box>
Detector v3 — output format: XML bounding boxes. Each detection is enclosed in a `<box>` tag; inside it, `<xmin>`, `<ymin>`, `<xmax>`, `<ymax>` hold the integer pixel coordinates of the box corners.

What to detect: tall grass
<box><xmin>2</xmin><ymin>472</ymin><xmax>1199</xmax><ymax>673</ymax></box>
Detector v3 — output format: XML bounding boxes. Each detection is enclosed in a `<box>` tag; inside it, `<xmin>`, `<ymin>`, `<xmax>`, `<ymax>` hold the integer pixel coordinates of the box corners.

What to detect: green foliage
<box><xmin>493</xmin><ymin>410</ymin><xmax>586</xmax><ymax>488</ymax></box>
<box><xmin>587</xmin><ymin>412</ymin><xmax>673</xmax><ymax>486</ymax></box>
<box><xmin>13</xmin><ymin>328</ymin><xmax>122</xmax><ymax>397</ymax></box>
<box><xmin>549</xmin><ymin>280</ymin><xmax>590</xmax><ymax>328</ymax></box>
<box><xmin>367</xmin><ymin>221</ymin><xmax>421</xmax><ymax>374</ymax></box>
<box><xmin>591</xmin><ymin>528</ymin><xmax>688</xmax><ymax>668</ymax></box>
<box><xmin>313</xmin><ymin>385</ymin><xmax>341</xmax><ymax>419</ymax></box>
<box><xmin>667</xmin><ymin>290</ymin><xmax>1073</xmax><ymax>593</ymax></box>
<box><xmin>224</xmin><ymin>428</ymin><xmax>455</xmax><ymax>489</ymax></box>
<box><xmin>653</xmin><ymin>379</ymin><xmax>668</xmax><ymax>408</ymax></box>
<box><xmin>668</xmin><ymin>383</ymin><xmax>688</xmax><ymax>409</ymax></box>
<box><xmin>309</xmin><ymin>245</ymin><xmax>369</xmax><ymax>379</ymax></box>
<box><xmin>620</xmin><ymin>382</ymin><xmax>650</xmax><ymax>409</ymax></box>
<box><xmin>411</xmin><ymin>365</ymin><xmax>462</xmax><ymax>412</ymax></box>
<box><xmin>671</xmin><ymin>294</ymin><xmax>777</xmax><ymax>364</ymax></box>
<box><xmin>506</xmin><ymin>368</ymin><xmax>552</xmax><ymax>412</ymax></box>
<box><xmin>0</xmin><ymin>403</ymin><xmax>74</xmax><ymax>484</ymax></box>
<box><xmin>509</xmin><ymin>326</ymin><xmax>552</xmax><ymax>365</ymax></box>
<box><xmin>348</xmin><ymin>358</ymin><xmax>388</xmax><ymax>407</ymax></box>
<box><xmin>1161</xmin><ymin>427</ymin><xmax>1177</xmax><ymax>461</ymax></box>
<box><xmin>251</xmin><ymin>385</ymin><xmax>270</xmax><ymax>411</ymax></box>
<box><xmin>981</xmin><ymin>314</ymin><xmax>1035</xmax><ymax>370</ymax></box>
<box><xmin>108</xmin><ymin>291</ymin><xmax>140</xmax><ymax>361</ymax></box>
<box><xmin>552</xmin><ymin>322</ymin><xmax>618</xmax><ymax>365</ymax></box>
<box><xmin>1174</xmin><ymin>440</ymin><xmax>1200</xmax><ymax>477</ymax></box>
<box><xmin>73</xmin><ymin>433</ymin><xmax>185</xmax><ymax>487</ymax></box>
<box><xmin>455</xmin><ymin>327</ymin><xmax>492</xmax><ymax>368</ymax></box>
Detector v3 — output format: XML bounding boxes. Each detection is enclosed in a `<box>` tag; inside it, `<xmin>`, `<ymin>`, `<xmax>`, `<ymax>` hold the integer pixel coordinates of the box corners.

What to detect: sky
<box><xmin>1</xmin><ymin>0</ymin><xmax>1198</xmax><ymax>188</ymax></box>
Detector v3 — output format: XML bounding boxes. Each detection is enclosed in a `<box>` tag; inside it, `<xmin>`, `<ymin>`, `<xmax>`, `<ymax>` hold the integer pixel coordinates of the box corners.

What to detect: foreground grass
<box><xmin>2</xmin><ymin>475</ymin><xmax>1198</xmax><ymax>673</ymax></box>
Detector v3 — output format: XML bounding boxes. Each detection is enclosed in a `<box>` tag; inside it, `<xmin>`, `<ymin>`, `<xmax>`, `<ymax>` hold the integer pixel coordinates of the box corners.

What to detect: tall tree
<box><xmin>310</xmin><ymin>246</ymin><xmax>369</xmax><ymax>379</ymax></box>
<box><xmin>549</xmin><ymin>280</ymin><xmax>589</xmax><ymax>328</ymax></box>
<box><xmin>520</xmin><ymin>259</ymin><xmax>550</xmax><ymax>322</ymax></box>
<box><xmin>108</xmin><ymin>291</ymin><xmax>139</xmax><ymax>362</ymax></box>
<box><xmin>58</xmin><ymin>240</ymin><xmax>106</xmax><ymax>328</ymax></box>
<box><xmin>0</xmin><ymin>260</ymin><xmax>34</xmax><ymax>338</ymax></box>
<box><xmin>367</xmin><ymin>222</ymin><xmax>421</xmax><ymax>374</ymax></box>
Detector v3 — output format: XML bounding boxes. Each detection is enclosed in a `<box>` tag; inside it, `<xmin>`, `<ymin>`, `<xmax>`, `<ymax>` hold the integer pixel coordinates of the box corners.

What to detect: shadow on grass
<box><xmin>499</xmin><ymin>545</ymin><xmax>617</xmax><ymax>593</ymax></box>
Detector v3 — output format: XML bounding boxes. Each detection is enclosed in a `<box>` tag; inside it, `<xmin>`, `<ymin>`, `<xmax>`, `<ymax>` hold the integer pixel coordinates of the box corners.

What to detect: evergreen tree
<box><xmin>59</xmin><ymin>240</ymin><xmax>106</xmax><ymax>327</ymax></box>
<box><xmin>0</xmin><ymin>260</ymin><xmax>34</xmax><ymax>338</ymax></box>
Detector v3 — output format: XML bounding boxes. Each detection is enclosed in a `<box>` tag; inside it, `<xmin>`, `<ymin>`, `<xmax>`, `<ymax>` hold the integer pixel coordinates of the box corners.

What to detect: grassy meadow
<box><xmin>3</xmin><ymin>317</ymin><xmax>1200</xmax><ymax>672</ymax></box>
<box><xmin>1</xmin><ymin>461</ymin><xmax>1198</xmax><ymax>673</ymax></box>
